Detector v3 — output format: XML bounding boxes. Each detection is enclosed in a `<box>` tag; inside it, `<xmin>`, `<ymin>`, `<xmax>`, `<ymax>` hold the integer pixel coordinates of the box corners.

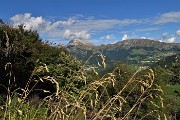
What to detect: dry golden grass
<box><xmin>1</xmin><ymin>55</ymin><xmax>167</xmax><ymax>120</ymax></box>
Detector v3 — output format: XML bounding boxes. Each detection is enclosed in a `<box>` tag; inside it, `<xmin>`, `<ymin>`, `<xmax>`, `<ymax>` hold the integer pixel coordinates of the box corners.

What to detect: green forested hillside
<box><xmin>66</xmin><ymin>39</ymin><xmax>180</xmax><ymax>67</ymax></box>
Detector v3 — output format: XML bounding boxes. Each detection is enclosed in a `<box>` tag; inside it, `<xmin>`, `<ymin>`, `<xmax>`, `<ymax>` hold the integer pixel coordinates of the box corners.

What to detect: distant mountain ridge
<box><xmin>65</xmin><ymin>39</ymin><xmax>180</xmax><ymax>66</ymax></box>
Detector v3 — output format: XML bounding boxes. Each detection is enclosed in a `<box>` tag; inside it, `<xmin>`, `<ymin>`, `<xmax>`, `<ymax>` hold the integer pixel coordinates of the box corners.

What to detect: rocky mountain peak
<box><xmin>67</xmin><ymin>39</ymin><xmax>94</xmax><ymax>47</ymax></box>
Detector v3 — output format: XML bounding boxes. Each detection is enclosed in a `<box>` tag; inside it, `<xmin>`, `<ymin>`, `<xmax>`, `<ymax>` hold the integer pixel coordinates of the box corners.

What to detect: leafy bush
<box><xmin>0</xmin><ymin>25</ymin><xmax>86</xmax><ymax>97</ymax></box>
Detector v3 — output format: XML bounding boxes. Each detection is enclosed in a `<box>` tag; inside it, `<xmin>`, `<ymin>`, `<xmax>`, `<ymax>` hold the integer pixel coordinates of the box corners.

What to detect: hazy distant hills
<box><xmin>65</xmin><ymin>39</ymin><xmax>180</xmax><ymax>66</ymax></box>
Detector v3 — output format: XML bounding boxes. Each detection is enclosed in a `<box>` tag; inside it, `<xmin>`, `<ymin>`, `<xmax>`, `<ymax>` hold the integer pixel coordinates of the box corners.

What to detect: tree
<box><xmin>0</xmin><ymin>25</ymin><xmax>86</xmax><ymax>97</ymax></box>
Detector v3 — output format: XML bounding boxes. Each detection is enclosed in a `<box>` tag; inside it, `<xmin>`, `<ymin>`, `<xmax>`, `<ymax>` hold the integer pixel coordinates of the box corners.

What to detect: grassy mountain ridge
<box><xmin>65</xmin><ymin>39</ymin><xmax>180</xmax><ymax>66</ymax></box>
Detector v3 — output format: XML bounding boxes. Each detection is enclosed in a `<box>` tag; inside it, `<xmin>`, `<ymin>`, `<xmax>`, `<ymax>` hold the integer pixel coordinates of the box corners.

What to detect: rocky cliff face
<box><xmin>66</xmin><ymin>39</ymin><xmax>98</xmax><ymax>61</ymax></box>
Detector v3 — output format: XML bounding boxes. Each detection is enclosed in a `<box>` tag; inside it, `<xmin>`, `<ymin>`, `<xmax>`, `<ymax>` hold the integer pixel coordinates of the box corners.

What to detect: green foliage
<box><xmin>0</xmin><ymin>25</ymin><xmax>43</xmax><ymax>92</ymax></box>
<box><xmin>155</xmin><ymin>54</ymin><xmax>180</xmax><ymax>85</ymax></box>
<box><xmin>131</xmin><ymin>49</ymin><xmax>147</xmax><ymax>56</ymax></box>
<box><xmin>153</xmin><ymin>55</ymin><xmax>180</xmax><ymax>119</ymax></box>
<box><xmin>42</xmin><ymin>51</ymin><xmax>87</xmax><ymax>96</ymax></box>
<box><xmin>0</xmin><ymin>96</ymin><xmax>48</xmax><ymax>120</ymax></box>
<box><xmin>0</xmin><ymin>19</ymin><xmax>5</xmax><ymax>26</ymax></box>
<box><xmin>0</xmin><ymin>25</ymin><xmax>86</xmax><ymax>98</ymax></box>
<box><xmin>169</xmin><ymin>61</ymin><xmax>180</xmax><ymax>85</ymax></box>
<box><xmin>153</xmin><ymin>66</ymin><xmax>172</xmax><ymax>85</ymax></box>
<box><xmin>164</xmin><ymin>85</ymin><xmax>180</xmax><ymax>119</ymax></box>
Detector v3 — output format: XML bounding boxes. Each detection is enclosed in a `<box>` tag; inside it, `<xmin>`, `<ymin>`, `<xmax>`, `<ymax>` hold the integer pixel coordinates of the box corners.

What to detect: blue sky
<box><xmin>1</xmin><ymin>0</ymin><xmax>180</xmax><ymax>45</ymax></box>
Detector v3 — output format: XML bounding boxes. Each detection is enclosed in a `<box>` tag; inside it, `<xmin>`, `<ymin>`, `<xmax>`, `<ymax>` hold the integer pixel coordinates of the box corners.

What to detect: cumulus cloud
<box><xmin>10</xmin><ymin>13</ymin><xmax>46</xmax><ymax>31</ymax></box>
<box><xmin>10</xmin><ymin>13</ymin><xmax>76</xmax><ymax>39</ymax></box>
<box><xmin>100</xmin><ymin>34</ymin><xmax>115</xmax><ymax>40</ymax></box>
<box><xmin>176</xmin><ymin>29</ymin><xmax>180</xmax><ymax>36</ymax></box>
<box><xmin>10</xmin><ymin>13</ymin><xmax>142</xmax><ymax>42</ymax></box>
<box><xmin>160</xmin><ymin>32</ymin><xmax>176</xmax><ymax>43</ymax></box>
<box><xmin>10</xmin><ymin>13</ymin><xmax>75</xmax><ymax>30</ymax></box>
<box><xmin>63</xmin><ymin>30</ymin><xmax>76</xmax><ymax>40</ymax></box>
<box><xmin>154</xmin><ymin>11</ymin><xmax>180</xmax><ymax>24</ymax></box>
<box><xmin>167</xmin><ymin>36</ymin><xmax>176</xmax><ymax>43</ymax></box>
<box><xmin>141</xmin><ymin>37</ymin><xmax>146</xmax><ymax>39</ymax></box>
<box><xmin>63</xmin><ymin>29</ymin><xmax>90</xmax><ymax>40</ymax></box>
<box><xmin>158</xmin><ymin>39</ymin><xmax>163</xmax><ymax>42</ymax></box>
<box><xmin>10</xmin><ymin>12</ymin><xmax>180</xmax><ymax>43</ymax></box>
<box><xmin>122</xmin><ymin>34</ymin><xmax>128</xmax><ymax>41</ymax></box>
<box><xmin>75</xmin><ymin>31</ymin><xmax>91</xmax><ymax>40</ymax></box>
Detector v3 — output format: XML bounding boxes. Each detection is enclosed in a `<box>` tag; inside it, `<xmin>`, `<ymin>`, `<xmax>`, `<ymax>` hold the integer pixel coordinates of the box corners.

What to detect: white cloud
<box><xmin>10</xmin><ymin>13</ymin><xmax>75</xmax><ymax>31</ymax></box>
<box><xmin>160</xmin><ymin>32</ymin><xmax>177</xmax><ymax>43</ymax></box>
<box><xmin>141</xmin><ymin>37</ymin><xmax>146</xmax><ymax>39</ymax></box>
<box><xmin>10</xmin><ymin>13</ymin><xmax>76</xmax><ymax>39</ymax></box>
<box><xmin>63</xmin><ymin>30</ymin><xmax>76</xmax><ymax>40</ymax></box>
<box><xmin>10</xmin><ymin>12</ymin><xmax>180</xmax><ymax>44</ymax></box>
<box><xmin>61</xmin><ymin>18</ymin><xmax>75</xmax><ymax>26</ymax></box>
<box><xmin>176</xmin><ymin>29</ymin><xmax>180</xmax><ymax>36</ymax></box>
<box><xmin>159</xmin><ymin>39</ymin><xmax>164</xmax><ymax>42</ymax></box>
<box><xmin>10</xmin><ymin>13</ymin><xmax>46</xmax><ymax>31</ymax></box>
<box><xmin>110</xmin><ymin>40</ymin><xmax>118</xmax><ymax>44</ymax></box>
<box><xmin>135</xmin><ymin>27</ymin><xmax>160</xmax><ymax>32</ymax></box>
<box><xmin>122</xmin><ymin>34</ymin><xmax>128</xmax><ymax>41</ymax></box>
<box><xmin>75</xmin><ymin>31</ymin><xmax>91</xmax><ymax>40</ymax></box>
<box><xmin>66</xmin><ymin>19</ymin><xmax>141</xmax><ymax>33</ymax></box>
<box><xmin>167</xmin><ymin>36</ymin><xmax>176</xmax><ymax>43</ymax></box>
<box><xmin>154</xmin><ymin>11</ymin><xmax>180</xmax><ymax>24</ymax></box>
<box><xmin>63</xmin><ymin>29</ymin><xmax>90</xmax><ymax>40</ymax></box>
<box><xmin>43</xmin><ymin>19</ymin><xmax>75</xmax><ymax>32</ymax></box>
<box><xmin>10</xmin><ymin>13</ymin><xmax>143</xmax><ymax>42</ymax></box>
<box><xmin>100</xmin><ymin>34</ymin><xmax>115</xmax><ymax>40</ymax></box>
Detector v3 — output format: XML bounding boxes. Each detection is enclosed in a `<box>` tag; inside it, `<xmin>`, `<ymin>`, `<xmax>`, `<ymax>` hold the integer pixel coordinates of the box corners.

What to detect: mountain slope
<box><xmin>65</xmin><ymin>39</ymin><xmax>180</xmax><ymax>66</ymax></box>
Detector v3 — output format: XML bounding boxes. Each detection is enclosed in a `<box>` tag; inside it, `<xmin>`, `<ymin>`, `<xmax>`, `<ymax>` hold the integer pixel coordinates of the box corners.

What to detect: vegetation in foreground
<box><xmin>0</xmin><ymin>24</ymin><xmax>180</xmax><ymax>119</ymax></box>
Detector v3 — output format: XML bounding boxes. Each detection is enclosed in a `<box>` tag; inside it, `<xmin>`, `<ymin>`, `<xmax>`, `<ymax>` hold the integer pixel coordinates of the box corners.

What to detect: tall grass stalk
<box><xmin>1</xmin><ymin>60</ymin><xmax>166</xmax><ymax>120</ymax></box>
